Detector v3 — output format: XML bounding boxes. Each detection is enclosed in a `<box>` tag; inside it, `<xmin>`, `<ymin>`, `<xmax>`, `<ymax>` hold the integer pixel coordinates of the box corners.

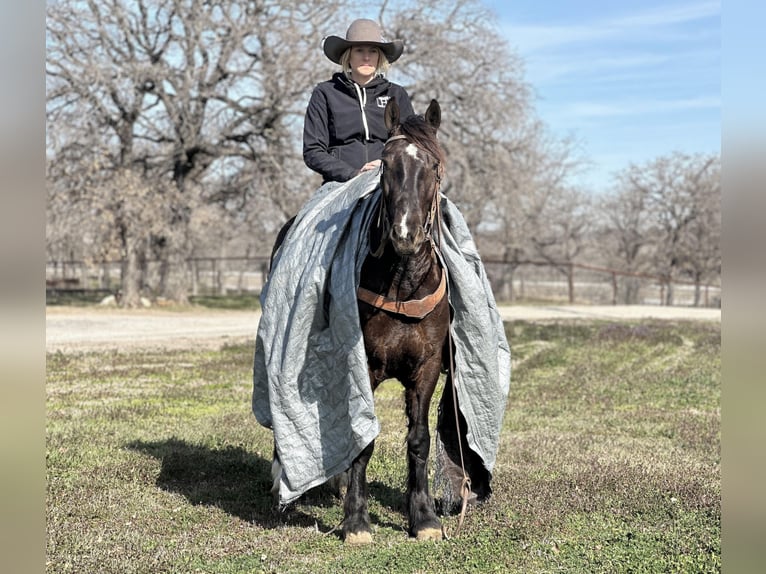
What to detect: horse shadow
<box><xmin>126</xmin><ymin>438</ymin><xmax>405</xmax><ymax>535</ymax></box>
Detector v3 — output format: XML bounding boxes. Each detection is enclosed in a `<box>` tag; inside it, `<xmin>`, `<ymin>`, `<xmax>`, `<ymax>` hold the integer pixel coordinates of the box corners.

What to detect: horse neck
<box><xmin>381</xmin><ymin>239</ymin><xmax>436</xmax><ymax>292</ymax></box>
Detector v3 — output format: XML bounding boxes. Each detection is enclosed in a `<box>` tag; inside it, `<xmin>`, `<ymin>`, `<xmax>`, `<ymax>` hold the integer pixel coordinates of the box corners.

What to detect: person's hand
<box><xmin>359</xmin><ymin>159</ymin><xmax>381</xmax><ymax>174</ymax></box>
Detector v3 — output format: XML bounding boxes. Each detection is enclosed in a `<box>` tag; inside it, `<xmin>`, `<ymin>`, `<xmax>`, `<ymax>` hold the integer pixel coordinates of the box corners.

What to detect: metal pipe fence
<box><xmin>46</xmin><ymin>257</ymin><xmax>721</xmax><ymax>307</ymax></box>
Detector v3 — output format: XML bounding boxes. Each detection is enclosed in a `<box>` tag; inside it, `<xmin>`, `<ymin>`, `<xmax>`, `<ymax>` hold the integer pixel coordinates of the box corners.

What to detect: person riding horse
<box><xmin>252</xmin><ymin>19</ymin><xmax>511</xmax><ymax>544</ymax></box>
<box><xmin>303</xmin><ymin>19</ymin><xmax>415</xmax><ymax>185</ymax></box>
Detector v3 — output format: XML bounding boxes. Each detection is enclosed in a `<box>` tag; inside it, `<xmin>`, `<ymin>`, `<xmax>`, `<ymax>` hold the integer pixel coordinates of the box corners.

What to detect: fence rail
<box><xmin>482</xmin><ymin>259</ymin><xmax>720</xmax><ymax>307</ymax></box>
<box><xmin>46</xmin><ymin>256</ymin><xmax>721</xmax><ymax>308</ymax></box>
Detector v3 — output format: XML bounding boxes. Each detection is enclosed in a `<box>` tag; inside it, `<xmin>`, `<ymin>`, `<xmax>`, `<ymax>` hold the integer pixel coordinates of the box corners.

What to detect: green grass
<box><xmin>189</xmin><ymin>294</ymin><xmax>262</xmax><ymax>310</ymax></box>
<box><xmin>46</xmin><ymin>290</ymin><xmax>114</xmax><ymax>306</ymax></box>
<box><xmin>45</xmin><ymin>292</ymin><xmax>262</xmax><ymax>309</ymax></box>
<box><xmin>46</xmin><ymin>320</ymin><xmax>720</xmax><ymax>573</ymax></box>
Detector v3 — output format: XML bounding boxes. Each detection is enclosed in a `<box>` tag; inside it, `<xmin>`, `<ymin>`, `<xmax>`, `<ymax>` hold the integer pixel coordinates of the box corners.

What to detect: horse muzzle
<box><xmin>390</xmin><ymin>225</ymin><xmax>425</xmax><ymax>256</ymax></box>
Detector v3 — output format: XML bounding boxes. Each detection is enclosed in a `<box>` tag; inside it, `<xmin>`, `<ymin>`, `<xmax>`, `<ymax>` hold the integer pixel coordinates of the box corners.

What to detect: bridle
<box><xmin>370</xmin><ymin>134</ymin><xmax>443</xmax><ymax>256</ymax></box>
<box><xmin>357</xmin><ymin>133</ymin><xmax>446</xmax><ymax>318</ymax></box>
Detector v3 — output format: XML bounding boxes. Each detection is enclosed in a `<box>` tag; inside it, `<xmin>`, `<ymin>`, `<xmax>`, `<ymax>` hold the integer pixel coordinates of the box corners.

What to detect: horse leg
<box><xmin>405</xmin><ymin>383</ymin><xmax>443</xmax><ymax>540</ymax></box>
<box><xmin>270</xmin><ymin>445</ymin><xmax>281</xmax><ymax>506</ymax></box>
<box><xmin>327</xmin><ymin>469</ymin><xmax>349</xmax><ymax>500</ymax></box>
<box><xmin>342</xmin><ymin>440</ymin><xmax>375</xmax><ymax>544</ymax></box>
<box><xmin>437</xmin><ymin>373</ymin><xmax>493</xmax><ymax>506</ymax></box>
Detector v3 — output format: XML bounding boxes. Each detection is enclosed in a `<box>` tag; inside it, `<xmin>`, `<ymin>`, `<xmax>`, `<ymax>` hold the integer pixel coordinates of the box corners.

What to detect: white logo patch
<box><xmin>376</xmin><ymin>96</ymin><xmax>390</xmax><ymax>108</ymax></box>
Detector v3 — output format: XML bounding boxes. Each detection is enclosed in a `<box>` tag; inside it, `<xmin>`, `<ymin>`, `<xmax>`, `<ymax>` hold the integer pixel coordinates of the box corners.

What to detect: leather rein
<box><xmin>357</xmin><ymin>134</ymin><xmax>446</xmax><ymax>319</ymax></box>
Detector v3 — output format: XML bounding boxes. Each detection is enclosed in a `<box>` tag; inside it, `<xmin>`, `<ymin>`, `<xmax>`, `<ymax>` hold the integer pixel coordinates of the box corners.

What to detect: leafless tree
<box><xmin>47</xmin><ymin>0</ymin><xmax>587</xmax><ymax>305</ymax></box>
<box><xmin>47</xmin><ymin>0</ymin><xmax>344</xmax><ymax>305</ymax></box>
<box><xmin>612</xmin><ymin>152</ymin><xmax>720</xmax><ymax>305</ymax></box>
<box><xmin>378</xmin><ymin>0</ymin><xmax>588</xmax><ymax>303</ymax></box>
<box><xmin>381</xmin><ymin>0</ymin><xmax>540</xmax><ymax>232</ymax></box>
<box><xmin>526</xmin><ymin>183</ymin><xmax>592</xmax><ymax>303</ymax></box>
<box><xmin>676</xmin><ymin>155</ymin><xmax>721</xmax><ymax>305</ymax></box>
<box><xmin>596</xmin><ymin>176</ymin><xmax>654</xmax><ymax>303</ymax></box>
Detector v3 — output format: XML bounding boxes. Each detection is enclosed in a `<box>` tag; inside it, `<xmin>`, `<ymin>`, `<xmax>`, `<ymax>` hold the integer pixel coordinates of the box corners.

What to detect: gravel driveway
<box><xmin>45</xmin><ymin>304</ymin><xmax>720</xmax><ymax>353</ymax></box>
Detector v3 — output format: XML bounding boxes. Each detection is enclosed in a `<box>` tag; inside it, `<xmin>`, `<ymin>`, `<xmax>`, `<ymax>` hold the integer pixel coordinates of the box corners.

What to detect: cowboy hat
<box><xmin>322</xmin><ymin>19</ymin><xmax>404</xmax><ymax>65</ymax></box>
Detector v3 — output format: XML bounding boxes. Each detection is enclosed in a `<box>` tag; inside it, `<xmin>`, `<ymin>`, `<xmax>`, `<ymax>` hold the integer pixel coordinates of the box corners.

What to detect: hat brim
<box><xmin>322</xmin><ymin>35</ymin><xmax>404</xmax><ymax>65</ymax></box>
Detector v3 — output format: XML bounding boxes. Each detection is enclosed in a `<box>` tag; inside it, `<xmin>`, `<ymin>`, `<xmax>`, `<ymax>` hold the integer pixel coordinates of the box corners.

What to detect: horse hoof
<box><xmin>415</xmin><ymin>527</ymin><xmax>443</xmax><ymax>541</ymax></box>
<box><xmin>345</xmin><ymin>531</ymin><xmax>372</xmax><ymax>545</ymax></box>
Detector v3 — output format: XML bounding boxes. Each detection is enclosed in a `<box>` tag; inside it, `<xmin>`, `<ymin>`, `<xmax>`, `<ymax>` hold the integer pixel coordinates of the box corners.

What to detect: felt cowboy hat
<box><xmin>322</xmin><ymin>19</ymin><xmax>404</xmax><ymax>65</ymax></box>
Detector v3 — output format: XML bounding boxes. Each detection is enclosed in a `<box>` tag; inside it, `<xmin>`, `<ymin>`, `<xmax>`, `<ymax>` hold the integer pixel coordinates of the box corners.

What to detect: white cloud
<box><xmin>490</xmin><ymin>1</ymin><xmax>721</xmax><ymax>194</ymax></box>
<box><xmin>608</xmin><ymin>1</ymin><xmax>720</xmax><ymax>29</ymax></box>
<box><xmin>565</xmin><ymin>95</ymin><xmax>720</xmax><ymax>118</ymax></box>
<box><xmin>527</xmin><ymin>52</ymin><xmax>673</xmax><ymax>84</ymax></box>
<box><xmin>500</xmin><ymin>1</ymin><xmax>720</xmax><ymax>54</ymax></box>
<box><xmin>501</xmin><ymin>23</ymin><xmax>608</xmax><ymax>53</ymax></box>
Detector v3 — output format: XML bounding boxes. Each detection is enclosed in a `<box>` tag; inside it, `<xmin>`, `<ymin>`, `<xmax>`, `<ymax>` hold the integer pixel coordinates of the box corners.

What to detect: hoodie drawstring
<box><xmin>353</xmin><ymin>83</ymin><xmax>371</xmax><ymax>141</ymax></box>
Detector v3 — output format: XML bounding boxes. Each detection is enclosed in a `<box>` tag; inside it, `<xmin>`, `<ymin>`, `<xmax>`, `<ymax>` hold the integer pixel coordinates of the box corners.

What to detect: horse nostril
<box><xmin>390</xmin><ymin>223</ymin><xmax>425</xmax><ymax>256</ymax></box>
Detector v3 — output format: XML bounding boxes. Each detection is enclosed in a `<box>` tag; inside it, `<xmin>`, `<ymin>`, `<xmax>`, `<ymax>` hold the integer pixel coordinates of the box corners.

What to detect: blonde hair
<box><xmin>339</xmin><ymin>46</ymin><xmax>391</xmax><ymax>79</ymax></box>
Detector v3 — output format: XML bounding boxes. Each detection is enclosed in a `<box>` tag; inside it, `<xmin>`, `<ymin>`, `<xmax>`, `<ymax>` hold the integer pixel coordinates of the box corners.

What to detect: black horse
<box><xmin>269</xmin><ymin>99</ymin><xmax>489</xmax><ymax>543</ymax></box>
<box><xmin>344</xmin><ymin>98</ymin><xmax>451</xmax><ymax>543</ymax></box>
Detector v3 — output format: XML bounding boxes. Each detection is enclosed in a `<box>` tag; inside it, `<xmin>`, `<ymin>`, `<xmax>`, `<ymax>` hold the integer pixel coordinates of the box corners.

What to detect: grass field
<box><xmin>46</xmin><ymin>319</ymin><xmax>720</xmax><ymax>573</ymax></box>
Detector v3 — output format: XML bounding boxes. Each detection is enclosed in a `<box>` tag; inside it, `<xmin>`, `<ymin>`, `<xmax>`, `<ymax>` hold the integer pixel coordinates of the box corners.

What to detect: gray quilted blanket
<box><xmin>252</xmin><ymin>170</ymin><xmax>510</xmax><ymax>504</ymax></box>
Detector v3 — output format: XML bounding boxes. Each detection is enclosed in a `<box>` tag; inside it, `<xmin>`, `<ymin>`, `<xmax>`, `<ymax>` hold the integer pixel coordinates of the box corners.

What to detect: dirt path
<box><xmin>45</xmin><ymin>304</ymin><xmax>720</xmax><ymax>353</ymax></box>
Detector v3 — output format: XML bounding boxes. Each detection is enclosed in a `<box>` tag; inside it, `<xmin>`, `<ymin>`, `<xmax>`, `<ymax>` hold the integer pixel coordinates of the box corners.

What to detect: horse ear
<box><xmin>384</xmin><ymin>97</ymin><xmax>400</xmax><ymax>132</ymax></box>
<box><xmin>425</xmin><ymin>99</ymin><xmax>441</xmax><ymax>131</ymax></box>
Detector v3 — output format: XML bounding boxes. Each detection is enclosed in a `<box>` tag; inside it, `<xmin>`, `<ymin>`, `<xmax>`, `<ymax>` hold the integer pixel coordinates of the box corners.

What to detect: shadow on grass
<box><xmin>127</xmin><ymin>438</ymin><xmax>407</xmax><ymax>535</ymax></box>
<box><xmin>127</xmin><ymin>438</ymin><xmax>332</xmax><ymax>531</ymax></box>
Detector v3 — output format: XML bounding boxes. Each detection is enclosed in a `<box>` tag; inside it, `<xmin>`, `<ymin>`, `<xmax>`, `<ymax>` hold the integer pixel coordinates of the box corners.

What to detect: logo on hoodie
<box><xmin>376</xmin><ymin>96</ymin><xmax>390</xmax><ymax>108</ymax></box>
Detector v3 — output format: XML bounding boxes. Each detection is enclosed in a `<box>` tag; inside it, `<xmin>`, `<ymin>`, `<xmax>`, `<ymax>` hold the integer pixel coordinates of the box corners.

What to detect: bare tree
<box><xmin>597</xmin><ymin>176</ymin><xmax>654</xmax><ymax>303</ymax></box>
<box><xmin>47</xmin><ymin>0</ymin><xmax>588</xmax><ymax>305</ymax></box>
<box><xmin>619</xmin><ymin>152</ymin><xmax>720</xmax><ymax>305</ymax></box>
<box><xmin>678</xmin><ymin>156</ymin><xmax>721</xmax><ymax>305</ymax></box>
<box><xmin>382</xmin><ymin>0</ymin><xmax>539</xmax><ymax>233</ymax></box>
<box><xmin>379</xmin><ymin>0</ymin><xmax>588</xmax><ymax>305</ymax></box>
<box><xmin>526</xmin><ymin>183</ymin><xmax>592</xmax><ymax>303</ymax></box>
<box><xmin>47</xmin><ymin>0</ymin><xmax>344</xmax><ymax>305</ymax></box>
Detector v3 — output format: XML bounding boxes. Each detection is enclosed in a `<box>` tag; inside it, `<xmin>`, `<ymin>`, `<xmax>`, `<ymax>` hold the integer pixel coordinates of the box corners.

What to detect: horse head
<box><xmin>380</xmin><ymin>99</ymin><xmax>444</xmax><ymax>257</ymax></box>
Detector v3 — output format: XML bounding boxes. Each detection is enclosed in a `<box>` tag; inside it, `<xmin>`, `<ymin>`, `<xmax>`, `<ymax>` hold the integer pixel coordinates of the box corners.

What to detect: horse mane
<box><xmin>398</xmin><ymin>114</ymin><xmax>447</xmax><ymax>169</ymax></box>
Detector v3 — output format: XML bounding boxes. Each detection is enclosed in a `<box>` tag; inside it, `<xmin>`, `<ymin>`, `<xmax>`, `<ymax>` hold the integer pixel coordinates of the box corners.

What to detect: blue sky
<box><xmin>480</xmin><ymin>0</ymin><xmax>721</xmax><ymax>194</ymax></box>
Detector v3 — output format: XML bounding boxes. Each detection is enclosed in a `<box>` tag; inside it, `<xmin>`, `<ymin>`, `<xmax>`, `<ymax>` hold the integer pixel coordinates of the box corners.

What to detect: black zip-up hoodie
<box><xmin>303</xmin><ymin>72</ymin><xmax>415</xmax><ymax>183</ymax></box>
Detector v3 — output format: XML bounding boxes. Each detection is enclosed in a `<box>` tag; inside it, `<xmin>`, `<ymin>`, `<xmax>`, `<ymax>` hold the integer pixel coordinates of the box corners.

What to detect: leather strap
<box><xmin>357</xmin><ymin>269</ymin><xmax>446</xmax><ymax>319</ymax></box>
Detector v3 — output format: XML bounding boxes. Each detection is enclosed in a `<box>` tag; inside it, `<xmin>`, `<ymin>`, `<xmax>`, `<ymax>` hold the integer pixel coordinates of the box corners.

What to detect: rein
<box><xmin>433</xmin><ymin>195</ymin><xmax>472</xmax><ymax>538</ymax></box>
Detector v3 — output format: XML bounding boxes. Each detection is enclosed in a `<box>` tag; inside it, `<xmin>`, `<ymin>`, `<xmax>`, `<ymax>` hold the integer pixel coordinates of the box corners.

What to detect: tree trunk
<box><xmin>161</xmin><ymin>247</ymin><xmax>191</xmax><ymax>304</ymax></box>
<box><xmin>122</xmin><ymin>236</ymin><xmax>143</xmax><ymax>308</ymax></box>
<box><xmin>159</xmin><ymin>204</ymin><xmax>192</xmax><ymax>304</ymax></box>
<box><xmin>624</xmin><ymin>277</ymin><xmax>641</xmax><ymax>305</ymax></box>
<box><xmin>664</xmin><ymin>281</ymin><xmax>675</xmax><ymax>306</ymax></box>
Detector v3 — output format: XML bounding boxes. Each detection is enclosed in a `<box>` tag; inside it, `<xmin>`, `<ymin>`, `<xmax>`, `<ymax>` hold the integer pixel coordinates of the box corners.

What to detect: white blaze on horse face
<box><xmin>397</xmin><ymin>211</ymin><xmax>410</xmax><ymax>241</ymax></box>
<box><xmin>392</xmin><ymin>144</ymin><xmax>424</xmax><ymax>244</ymax></box>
